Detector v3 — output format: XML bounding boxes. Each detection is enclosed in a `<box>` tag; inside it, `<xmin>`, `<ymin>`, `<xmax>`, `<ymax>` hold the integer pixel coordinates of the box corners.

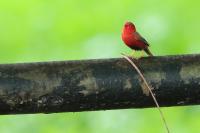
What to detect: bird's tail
<box><xmin>144</xmin><ymin>48</ymin><xmax>153</xmax><ymax>56</ymax></box>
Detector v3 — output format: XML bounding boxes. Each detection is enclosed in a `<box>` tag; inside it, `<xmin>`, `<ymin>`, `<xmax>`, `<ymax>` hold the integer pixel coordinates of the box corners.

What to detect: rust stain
<box><xmin>78</xmin><ymin>72</ymin><xmax>99</xmax><ymax>96</ymax></box>
<box><xmin>124</xmin><ymin>78</ymin><xmax>132</xmax><ymax>91</ymax></box>
<box><xmin>137</xmin><ymin>71</ymin><xmax>165</xmax><ymax>96</ymax></box>
<box><xmin>17</xmin><ymin>70</ymin><xmax>62</xmax><ymax>98</ymax></box>
<box><xmin>180</xmin><ymin>64</ymin><xmax>200</xmax><ymax>84</ymax></box>
<box><xmin>140</xmin><ymin>80</ymin><xmax>150</xmax><ymax>96</ymax></box>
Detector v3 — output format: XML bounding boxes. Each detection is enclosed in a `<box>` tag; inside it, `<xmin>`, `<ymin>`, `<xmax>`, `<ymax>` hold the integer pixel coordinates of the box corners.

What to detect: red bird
<box><xmin>121</xmin><ymin>21</ymin><xmax>153</xmax><ymax>56</ymax></box>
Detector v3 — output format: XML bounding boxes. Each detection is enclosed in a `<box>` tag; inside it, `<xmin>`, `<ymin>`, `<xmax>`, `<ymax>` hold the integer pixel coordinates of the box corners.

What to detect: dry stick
<box><xmin>121</xmin><ymin>54</ymin><xmax>170</xmax><ymax>133</ymax></box>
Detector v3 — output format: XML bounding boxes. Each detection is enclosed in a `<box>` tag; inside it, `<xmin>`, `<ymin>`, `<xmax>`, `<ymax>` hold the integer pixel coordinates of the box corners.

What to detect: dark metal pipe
<box><xmin>0</xmin><ymin>54</ymin><xmax>199</xmax><ymax>114</ymax></box>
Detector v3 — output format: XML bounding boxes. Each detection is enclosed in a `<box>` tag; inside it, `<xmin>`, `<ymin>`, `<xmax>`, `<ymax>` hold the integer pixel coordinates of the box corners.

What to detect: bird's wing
<box><xmin>135</xmin><ymin>32</ymin><xmax>149</xmax><ymax>46</ymax></box>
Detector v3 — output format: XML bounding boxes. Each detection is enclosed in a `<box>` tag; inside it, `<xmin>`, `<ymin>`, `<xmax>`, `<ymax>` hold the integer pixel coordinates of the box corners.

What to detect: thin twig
<box><xmin>121</xmin><ymin>53</ymin><xmax>170</xmax><ymax>133</ymax></box>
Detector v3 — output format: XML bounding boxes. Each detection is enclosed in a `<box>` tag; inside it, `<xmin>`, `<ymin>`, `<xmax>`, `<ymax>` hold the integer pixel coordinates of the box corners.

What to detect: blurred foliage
<box><xmin>0</xmin><ymin>0</ymin><xmax>200</xmax><ymax>133</ymax></box>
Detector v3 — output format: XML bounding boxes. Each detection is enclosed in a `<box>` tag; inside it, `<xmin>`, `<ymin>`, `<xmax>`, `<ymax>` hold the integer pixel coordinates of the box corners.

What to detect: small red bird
<box><xmin>121</xmin><ymin>21</ymin><xmax>153</xmax><ymax>56</ymax></box>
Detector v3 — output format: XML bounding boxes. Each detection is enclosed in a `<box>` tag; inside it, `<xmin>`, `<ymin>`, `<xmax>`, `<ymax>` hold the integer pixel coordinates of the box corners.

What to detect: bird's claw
<box><xmin>121</xmin><ymin>53</ymin><xmax>138</xmax><ymax>61</ymax></box>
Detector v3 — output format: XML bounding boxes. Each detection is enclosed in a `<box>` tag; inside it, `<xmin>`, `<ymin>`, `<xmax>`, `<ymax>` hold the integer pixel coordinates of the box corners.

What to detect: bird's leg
<box><xmin>121</xmin><ymin>52</ymin><xmax>134</xmax><ymax>58</ymax></box>
<box><xmin>141</xmin><ymin>51</ymin><xmax>144</xmax><ymax>57</ymax></box>
<box><xmin>128</xmin><ymin>50</ymin><xmax>139</xmax><ymax>61</ymax></box>
<box><xmin>130</xmin><ymin>50</ymin><xmax>135</xmax><ymax>57</ymax></box>
<box><xmin>121</xmin><ymin>53</ymin><xmax>138</xmax><ymax>62</ymax></box>
<box><xmin>121</xmin><ymin>51</ymin><xmax>138</xmax><ymax>61</ymax></box>
<box><xmin>136</xmin><ymin>51</ymin><xmax>145</xmax><ymax>60</ymax></box>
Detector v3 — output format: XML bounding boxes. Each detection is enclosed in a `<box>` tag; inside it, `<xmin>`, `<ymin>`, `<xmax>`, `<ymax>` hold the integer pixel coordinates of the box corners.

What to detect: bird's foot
<box><xmin>129</xmin><ymin>50</ymin><xmax>141</xmax><ymax>60</ymax></box>
<box><xmin>121</xmin><ymin>53</ymin><xmax>138</xmax><ymax>61</ymax></box>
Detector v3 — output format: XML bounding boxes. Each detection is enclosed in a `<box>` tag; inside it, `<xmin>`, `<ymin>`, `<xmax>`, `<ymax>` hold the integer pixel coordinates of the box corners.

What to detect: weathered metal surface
<box><xmin>0</xmin><ymin>54</ymin><xmax>199</xmax><ymax>114</ymax></box>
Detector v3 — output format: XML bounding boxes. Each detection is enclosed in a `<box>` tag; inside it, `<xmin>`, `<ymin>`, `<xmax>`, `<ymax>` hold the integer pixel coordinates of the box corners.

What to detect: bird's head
<box><xmin>123</xmin><ymin>21</ymin><xmax>136</xmax><ymax>33</ymax></box>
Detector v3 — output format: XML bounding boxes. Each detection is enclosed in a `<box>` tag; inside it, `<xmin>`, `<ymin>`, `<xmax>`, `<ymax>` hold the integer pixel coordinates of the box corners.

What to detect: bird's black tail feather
<box><xmin>144</xmin><ymin>48</ymin><xmax>153</xmax><ymax>56</ymax></box>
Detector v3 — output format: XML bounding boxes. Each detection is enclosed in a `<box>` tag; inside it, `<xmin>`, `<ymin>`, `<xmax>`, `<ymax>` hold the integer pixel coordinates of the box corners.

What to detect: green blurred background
<box><xmin>0</xmin><ymin>0</ymin><xmax>200</xmax><ymax>133</ymax></box>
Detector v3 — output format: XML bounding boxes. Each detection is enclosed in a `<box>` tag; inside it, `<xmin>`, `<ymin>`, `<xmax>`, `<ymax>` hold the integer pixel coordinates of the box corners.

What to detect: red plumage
<box><xmin>121</xmin><ymin>21</ymin><xmax>153</xmax><ymax>56</ymax></box>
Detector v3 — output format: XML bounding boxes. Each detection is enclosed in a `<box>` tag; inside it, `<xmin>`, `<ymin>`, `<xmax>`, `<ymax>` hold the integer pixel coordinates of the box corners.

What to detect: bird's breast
<box><xmin>122</xmin><ymin>33</ymin><xmax>147</xmax><ymax>50</ymax></box>
<box><xmin>121</xmin><ymin>34</ymin><xmax>136</xmax><ymax>46</ymax></box>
